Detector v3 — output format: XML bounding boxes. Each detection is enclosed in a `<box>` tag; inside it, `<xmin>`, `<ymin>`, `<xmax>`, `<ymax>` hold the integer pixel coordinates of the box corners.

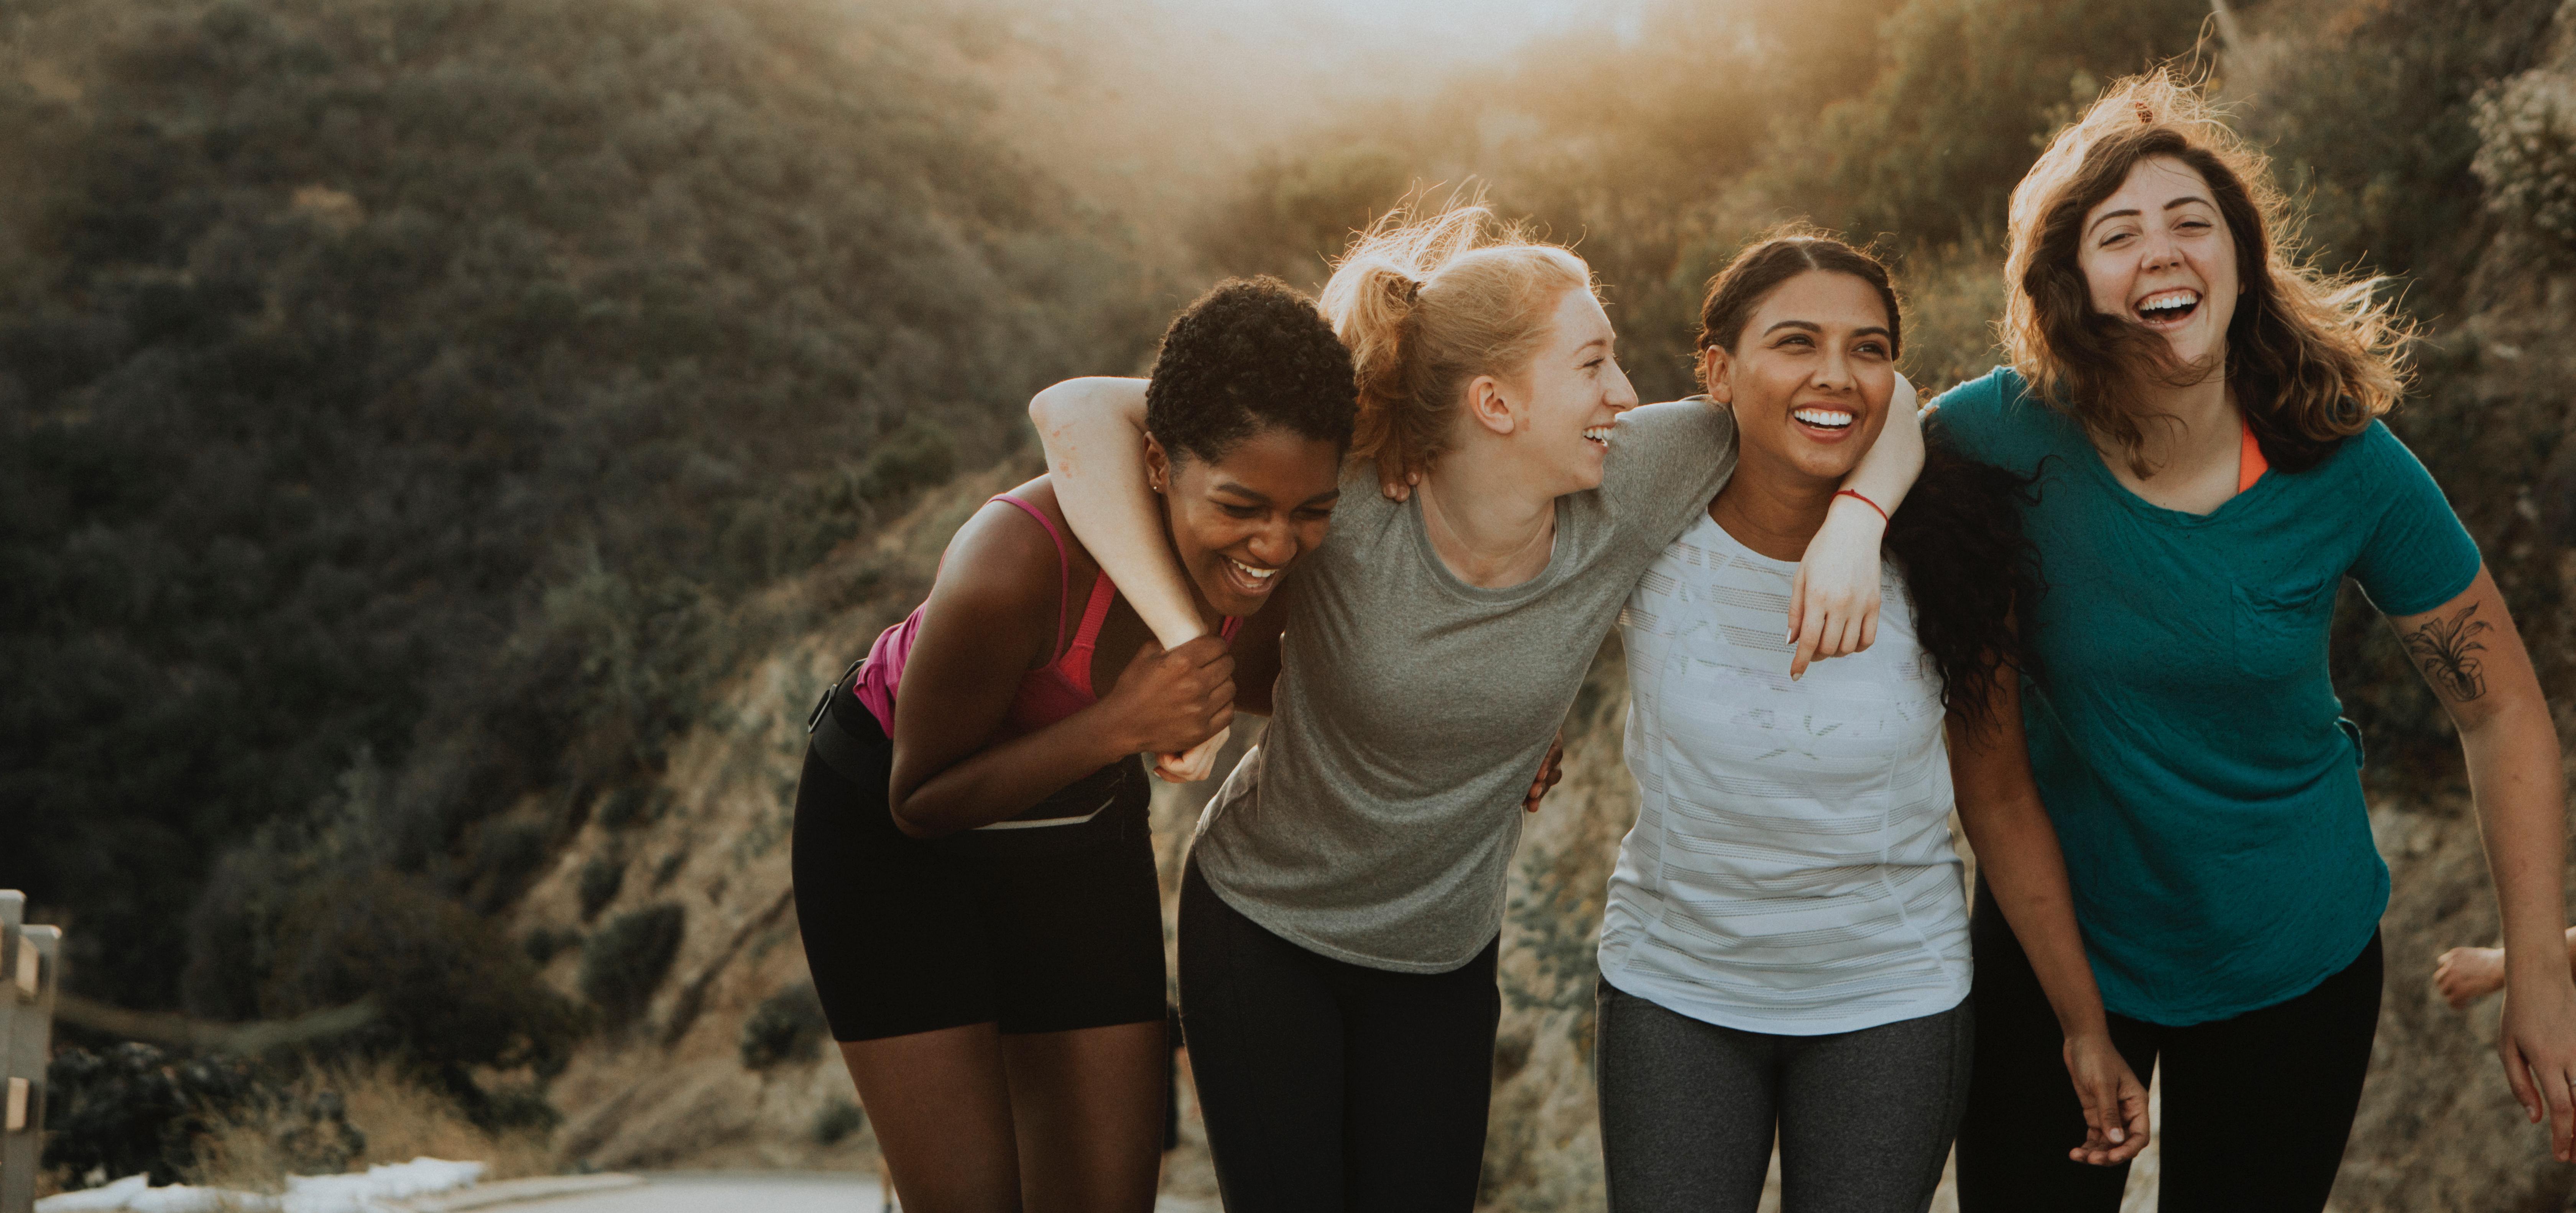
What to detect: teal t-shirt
<box><xmin>1934</xmin><ymin>368</ymin><xmax>2482</xmax><ymax>1026</ymax></box>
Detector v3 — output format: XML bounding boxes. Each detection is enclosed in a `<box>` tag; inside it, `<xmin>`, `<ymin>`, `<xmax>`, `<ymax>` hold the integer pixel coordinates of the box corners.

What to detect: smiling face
<box><xmin>1705</xmin><ymin>270</ymin><xmax>1896</xmax><ymax>485</ymax></box>
<box><xmin>1147</xmin><ymin>426</ymin><xmax>1344</xmax><ymax>617</ymax></box>
<box><xmin>2077</xmin><ymin>155</ymin><xmax>2240</xmax><ymax>371</ymax></box>
<box><xmin>1484</xmin><ymin>286</ymin><xmax>1639</xmax><ymax>496</ymax></box>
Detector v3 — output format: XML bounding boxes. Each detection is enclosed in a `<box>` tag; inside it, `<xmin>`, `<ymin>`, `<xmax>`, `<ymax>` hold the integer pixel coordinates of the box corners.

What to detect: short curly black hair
<box><xmin>1146</xmin><ymin>276</ymin><xmax>1356</xmax><ymax>466</ymax></box>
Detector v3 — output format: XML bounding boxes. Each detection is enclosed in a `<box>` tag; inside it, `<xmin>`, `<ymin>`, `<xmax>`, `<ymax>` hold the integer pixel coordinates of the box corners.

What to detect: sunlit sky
<box><xmin>1168</xmin><ymin>0</ymin><xmax>1659</xmax><ymax>61</ymax></box>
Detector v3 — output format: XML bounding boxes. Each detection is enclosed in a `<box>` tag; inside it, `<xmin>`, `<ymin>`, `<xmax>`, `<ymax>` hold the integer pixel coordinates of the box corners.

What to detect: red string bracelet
<box><xmin>1834</xmin><ymin>488</ymin><xmax>1889</xmax><ymax>523</ymax></box>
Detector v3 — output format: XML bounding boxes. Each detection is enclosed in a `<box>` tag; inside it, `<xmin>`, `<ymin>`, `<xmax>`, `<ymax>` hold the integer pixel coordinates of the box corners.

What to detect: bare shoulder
<box><xmin>921</xmin><ymin>489</ymin><xmax>1068</xmax><ymax>658</ymax></box>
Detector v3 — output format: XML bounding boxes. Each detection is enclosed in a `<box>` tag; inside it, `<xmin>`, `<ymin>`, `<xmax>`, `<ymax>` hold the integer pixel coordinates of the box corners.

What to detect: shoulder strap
<box><xmin>988</xmin><ymin>494</ymin><xmax>1073</xmax><ymax>659</ymax></box>
<box><xmin>2236</xmin><ymin>413</ymin><xmax>2269</xmax><ymax>493</ymax></box>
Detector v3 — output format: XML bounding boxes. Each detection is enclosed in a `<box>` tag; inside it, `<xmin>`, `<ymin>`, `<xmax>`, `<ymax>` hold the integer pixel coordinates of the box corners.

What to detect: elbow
<box><xmin>1028</xmin><ymin>381</ymin><xmax>1069</xmax><ymax>431</ymax></box>
<box><xmin>886</xmin><ymin>798</ymin><xmax>948</xmax><ymax>841</ymax></box>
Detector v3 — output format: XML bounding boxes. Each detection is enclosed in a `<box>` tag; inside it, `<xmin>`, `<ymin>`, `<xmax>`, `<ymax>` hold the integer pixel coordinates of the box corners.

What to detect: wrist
<box><xmin>2054</xmin><ymin>1006</ymin><xmax>2112</xmax><ymax>1044</ymax></box>
<box><xmin>1825</xmin><ymin>493</ymin><xmax>1890</xmax><ymax>534</ymax></box>
<box><xmin>2507</xmin><ymin>950</ymin><xmax>2576</xmax><ymax>988</ymax></box>
<box><xmin>1079</xmin><ymin>703</ymin><xmax>1151</xmax><ymax>764</ymax></box>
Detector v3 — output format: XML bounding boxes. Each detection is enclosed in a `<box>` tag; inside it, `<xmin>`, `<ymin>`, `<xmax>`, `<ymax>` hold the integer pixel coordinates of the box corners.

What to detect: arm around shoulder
<box><xmin>1027</xmin><ymin>376</ymin><xmax>1207</xmax><ymax>648</ymax></box>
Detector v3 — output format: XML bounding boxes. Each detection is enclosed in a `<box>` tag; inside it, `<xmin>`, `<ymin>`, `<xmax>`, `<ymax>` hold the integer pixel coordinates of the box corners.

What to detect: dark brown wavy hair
<box><xmin>1697</xmin><ymin>232</ymin><xmax>2040</xmax><ymax>727</ymax></box>
<box><xmin>2004</xmin><ymin>71</ymin><xmax>2407</xmax><ymax>476</ymax></box>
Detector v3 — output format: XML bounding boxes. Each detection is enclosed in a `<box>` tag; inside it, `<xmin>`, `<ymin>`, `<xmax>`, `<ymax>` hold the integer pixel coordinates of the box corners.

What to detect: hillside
<box><xmin>0</xmin><ymin>0</ymin><xmax>1157</xmax><ymax>1015</ymax></box>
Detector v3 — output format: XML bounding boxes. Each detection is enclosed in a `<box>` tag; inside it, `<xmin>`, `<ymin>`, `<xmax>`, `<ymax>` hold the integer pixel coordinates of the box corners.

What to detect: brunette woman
<box><xmin>1028</xmin><ymin>204</ymin><xmax>1920</xmax><ymax>1213</ymax></box>
<box><xmin>790</xmin><ymin>278</ymin><xmax>1355</xmax><ymax>1213</ymax></box>
<box><xmin>1939</xmin><ymin>73</ymin><xmax>2576</xmax><ymax>1211</ymax></box>
<box><xmin>1595</xmin><ymin>233</ymin><xmax>2147</xmax><ymax>1213</ymax></box>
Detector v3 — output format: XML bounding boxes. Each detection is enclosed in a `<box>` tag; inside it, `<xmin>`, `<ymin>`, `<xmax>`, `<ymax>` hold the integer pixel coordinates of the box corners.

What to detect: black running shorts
<box><xmin>790</xmin><ymin>689</ymin><xmax>1166</xmax><ymax>1042</ymax></box>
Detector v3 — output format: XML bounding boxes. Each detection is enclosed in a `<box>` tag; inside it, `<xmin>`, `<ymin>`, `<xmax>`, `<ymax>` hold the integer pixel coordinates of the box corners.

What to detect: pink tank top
<box><xmin>849</xmin><ymin>495</ymin><xmax>1238</xmax><ymax>738</ymax></box>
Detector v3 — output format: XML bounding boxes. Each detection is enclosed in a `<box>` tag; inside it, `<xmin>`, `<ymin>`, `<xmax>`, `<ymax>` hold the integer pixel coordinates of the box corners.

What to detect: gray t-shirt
<box><xmin>1193</xmin><ymin>399</ymin><xmax>1739</xmax><ymax>972</ymax></box>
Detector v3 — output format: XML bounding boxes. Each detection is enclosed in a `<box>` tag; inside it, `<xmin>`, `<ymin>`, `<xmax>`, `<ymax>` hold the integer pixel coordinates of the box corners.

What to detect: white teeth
<box><xmin>1583</xmin><ymin>426</ymin><xmax>1613</xmax><ymax>444</ymax></box>
<box><xmin>1227</xmin><ymin>557</ymin><xmax>1277</xmax><ymax>582</ymax></box>
<box><xmin>1792</xmin><ymin>408</ymin><xmax>1854</xmax><ymax>429</ymax></box>
<box><xmin>2137</xmin><ymin>289</ymin><xmax>2200</xmax><ymax>314</ymax></box>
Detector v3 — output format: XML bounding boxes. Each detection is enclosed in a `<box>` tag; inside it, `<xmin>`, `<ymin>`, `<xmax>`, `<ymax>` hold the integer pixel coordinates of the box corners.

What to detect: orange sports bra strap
<box><xmin>2237</xmin><ymin>414</ymin><xmax>2269</xmax><ymax>494</ymax></box>
<box><xmin>986</xmin><ymin>494</ymin><xmax>1073</xmax><ymax>659</ymax></box>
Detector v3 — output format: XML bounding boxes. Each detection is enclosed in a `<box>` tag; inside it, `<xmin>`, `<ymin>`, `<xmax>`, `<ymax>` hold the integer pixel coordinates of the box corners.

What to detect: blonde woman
<box><xmin>1939</xmin><ymin>73</ymin><xmax>2576</xmax><ymax>1211</ymax></box>
<box><xmin>1028</xmin><ymin>205</ymin><xmax>1918</xmax><ymax>1212</ymax></box>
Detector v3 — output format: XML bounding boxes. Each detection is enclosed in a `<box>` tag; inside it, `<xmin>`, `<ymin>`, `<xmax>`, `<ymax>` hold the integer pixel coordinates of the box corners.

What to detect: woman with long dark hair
<box><xmin>791</xmin><ymin>277</ymin><xmax>1355</xmax><ymax>1213</ymax></box>
<box><xmin>1941</xmin><ymin>72</ymin><xmax>2576</xmax><ymax>1211</ymax></box>
<box><xmin>1594</xmin><ymin>233</ymin><xmax>2145</xmax><ymax>1212</ymax></box>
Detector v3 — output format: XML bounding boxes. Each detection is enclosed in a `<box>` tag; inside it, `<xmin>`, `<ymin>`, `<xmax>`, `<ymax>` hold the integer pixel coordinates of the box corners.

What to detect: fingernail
<box><xmin>2110</xmin><ymin>1129</ymin><xmax>2124</xmax><ymax>1143</ymax></box>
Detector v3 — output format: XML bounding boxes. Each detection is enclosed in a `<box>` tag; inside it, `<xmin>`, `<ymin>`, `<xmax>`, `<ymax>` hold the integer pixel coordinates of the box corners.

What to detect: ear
<box><xmin>1702</xmin><ymin>347</ymin><xmax>1735</xmax><ymax>405</ymax></box>
<box><xmin>1463</xmin><ymin>373</ymin><xmax>1520</xmax><ymax>437</ymax></box>
<box><xmin>1144</xmin><ymin>434</ymin><xmax>1173</xmax><ymax>493</ymax></box>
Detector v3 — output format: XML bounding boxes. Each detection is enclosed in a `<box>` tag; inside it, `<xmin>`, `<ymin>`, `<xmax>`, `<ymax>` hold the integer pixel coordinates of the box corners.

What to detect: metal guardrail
<box><xmin>1</xmin><ymin>891</ymin><xmax>61</xmax><ymax>1213</ymax></box>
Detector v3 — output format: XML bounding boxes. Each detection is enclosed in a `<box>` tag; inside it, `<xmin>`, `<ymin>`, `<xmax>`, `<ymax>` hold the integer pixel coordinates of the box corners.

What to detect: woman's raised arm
<box><xmin>1788</xmin><ymin>372</ymin><xmax>1925</xmax><ymax>677</ymax></box>
<box><xmin>1027</xmin><ymin>376</ymin><xmax>1230</xmax><ymax>779</ymax></box>
<box><xmin>1029</xmin><ymin>377</ymin><xmax>1207</xmax><ymax>646</ymax></box>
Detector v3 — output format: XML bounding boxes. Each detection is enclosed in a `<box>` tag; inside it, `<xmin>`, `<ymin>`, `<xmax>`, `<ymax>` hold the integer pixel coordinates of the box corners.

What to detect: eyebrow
<box><xmin>2088</xmin><ymin>195</ymin><xmax>2216</xmax><ymax>237</ymax></box>
<box><xmin>1214</xmin><ymin>482</ymin><xmax>1342</xmax><ymax>507</ymax></box>
<box><xmin>1762</xmin><ymin>320</ymin><xmax>1893</xmax><ymax>341</ymax></box>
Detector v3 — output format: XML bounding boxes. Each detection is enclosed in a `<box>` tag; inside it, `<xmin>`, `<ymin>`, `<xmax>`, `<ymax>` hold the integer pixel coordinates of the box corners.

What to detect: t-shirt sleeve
<box><xmin>1922</xmin><ymin>368</ymin><xmax>2017</xmax><ymax>469</ymax></box>
<box><xmin>1599</xmin><ymin>398</ymin><xmax>1737</xmax><ymax>551</ymax></box>
<box><xmin>2347</xmin><ymin>422</ymin><xmax>2482</xmax><ymax>616</ymax></box>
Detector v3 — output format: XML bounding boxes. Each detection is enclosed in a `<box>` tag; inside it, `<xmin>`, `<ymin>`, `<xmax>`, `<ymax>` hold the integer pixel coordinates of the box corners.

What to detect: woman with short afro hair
<box><xmin>791</xmin><ymin>276</ymin><xmax>1355</xmax><ymax>1213</ymax></box>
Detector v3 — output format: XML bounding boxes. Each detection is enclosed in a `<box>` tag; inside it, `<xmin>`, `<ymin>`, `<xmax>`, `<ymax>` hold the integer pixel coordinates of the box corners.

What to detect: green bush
<box><xmin>522</xmin><ymin>926</ymin><xmax>583</xmax><ymax>966</ymax></box>
<box><xmin>263</xmin><ymin>874</ymin><xmax>593</xmax><ymax>1092</ymax></box>
<box><xmin>577</xmin><ymin>856</ymin><xmax>626</xmax><ymax>922</ymax></box>
<box><xmin>579</xmin><ymin>903</ymin><xmax>687</xmax><ymax>1024</ymax></box>
<box><xmin>812</xmin><ymin>1098</ymin><xmax>866</xmax><ymax>1146</ymax></box>
<box><xmin>593</xmin><ymin>787</ymin><xmax>655</xmax><ymax>831</ymax></box>
<box><xmin>739</xmin><ymin>981</ymin><xmax>832</xmax><ymax>1070</ymax></box>
<box><xmin>2474</xmin><ymin>69</ymin><xmax>2576</xmax><ymax>251</ymax></box>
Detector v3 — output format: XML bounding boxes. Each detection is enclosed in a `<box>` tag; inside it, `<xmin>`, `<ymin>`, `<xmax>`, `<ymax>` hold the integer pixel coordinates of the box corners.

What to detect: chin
<box><xmin>1190</xmin><ymin>569</ymin><xmax>1267</xmax><ymax>619</ymax></box>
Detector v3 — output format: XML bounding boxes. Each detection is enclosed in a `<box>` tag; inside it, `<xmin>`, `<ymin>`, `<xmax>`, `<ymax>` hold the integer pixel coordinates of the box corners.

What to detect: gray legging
<box><xmin>1595</xmin><ymin>980</ymin><xmax>1974</xmax><ymax>1213</ymax></box>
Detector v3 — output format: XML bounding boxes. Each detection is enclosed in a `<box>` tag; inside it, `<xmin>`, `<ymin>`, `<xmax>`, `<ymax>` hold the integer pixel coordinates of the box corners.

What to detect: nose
<box><xmin>2139</xmin><ymin>224</ymin><xmax>2184</xmax><ymax>272</ymax></box>
<box><xmin>1606</xmin><ymin>360</ymin><xmax>1639</xmax><ymax>411</ymax></box>
<box><xmin>1813</xmin><ymin>346</ymin><xmax>1853</xmax><ymax>391</ymax></box>
<box><xmin>1246</xmin><ymin>519</ymin><xmax>1296</xmax><ymax>568</ymax></box>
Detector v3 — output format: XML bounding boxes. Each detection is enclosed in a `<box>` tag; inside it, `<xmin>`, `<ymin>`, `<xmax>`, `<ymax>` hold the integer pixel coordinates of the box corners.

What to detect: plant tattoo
<box><xmin>2402</xmin><ymin>602</ymin><xmax>2492</xmax><ymax>702</ymax></box>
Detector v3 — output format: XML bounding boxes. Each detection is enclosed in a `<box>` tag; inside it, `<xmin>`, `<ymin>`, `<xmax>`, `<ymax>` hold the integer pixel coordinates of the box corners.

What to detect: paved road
<box><xmin>517</xmin><ymin>1173</ymin><xmax>888</xmax><ymax>1212</ymax></box>
<box><xmin>501</xmin><ymin>1173</ymin><xmax>1218</xmax><ymax>1212</ymax></box>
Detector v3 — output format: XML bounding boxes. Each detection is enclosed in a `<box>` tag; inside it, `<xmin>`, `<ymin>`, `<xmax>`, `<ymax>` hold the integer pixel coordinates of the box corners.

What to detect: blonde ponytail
<box><xmin>1319</xmin><ymin>201</ymin><xmax>1590</xmax><ymax>480</ymax></box>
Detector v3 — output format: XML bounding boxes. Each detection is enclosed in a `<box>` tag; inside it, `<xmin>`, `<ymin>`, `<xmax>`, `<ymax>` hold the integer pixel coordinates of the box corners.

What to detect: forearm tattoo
<box><xmin>2402</xmin><ymin>602</ymin><xmax>2492</xmax><ymax>702</ymax></box>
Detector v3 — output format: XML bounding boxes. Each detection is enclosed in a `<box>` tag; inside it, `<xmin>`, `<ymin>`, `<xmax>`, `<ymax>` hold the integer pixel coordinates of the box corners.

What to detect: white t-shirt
<box><xmin>1599</xmin><ymin>510</ymin><xmax>1971</xmax><ymax>1035</ymax></box>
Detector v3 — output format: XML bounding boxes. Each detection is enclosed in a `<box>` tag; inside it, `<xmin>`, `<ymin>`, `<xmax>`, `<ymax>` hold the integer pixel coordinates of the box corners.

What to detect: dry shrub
<box><xmin>1896</xmin><ymin>240</ymin><xmax>2012</xmax><ymax>396</ymax></box>
<box><xmin>190</xmin><ymin>1059</ymin><xmax>553</xmax><ymax>1193</ymax></box>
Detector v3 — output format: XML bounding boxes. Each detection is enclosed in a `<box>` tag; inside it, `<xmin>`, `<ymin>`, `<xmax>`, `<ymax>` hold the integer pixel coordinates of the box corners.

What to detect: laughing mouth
<box><xmin>1791</xmin><ymin>407</ymin><xmax>1854</xmax><ymax>431</ymax></box>
<box><xmin>1583</xmin><ymin>424</ymin><xmax>1613</xmax><ymax>447</ymax></box>
<box><xmin>1225</xmin><ymin>556</ymin><xmax>1279</xmax><ymax>589</ymax></box>
<box><xmin>2135</xmin><ymin>288</ymin><xmax>2201</xmax><ymax>327</ymax></box>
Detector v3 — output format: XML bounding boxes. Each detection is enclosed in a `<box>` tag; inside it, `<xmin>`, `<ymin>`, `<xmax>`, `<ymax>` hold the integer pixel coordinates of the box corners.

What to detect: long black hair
<box><xmin>1885</xmin><ymin>423</ymin><xmax>2043</xmax><ymax>730</ymax></box>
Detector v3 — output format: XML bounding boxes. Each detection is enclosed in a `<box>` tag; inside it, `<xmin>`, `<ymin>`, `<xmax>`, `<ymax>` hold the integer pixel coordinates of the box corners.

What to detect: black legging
<box><xmin>1954</xmin><ymin>877</ymin><xmax>2382</xmax><ymax>1212</ymax></box>
<box><xmin>1175</xmin><ymin>857</ymin><xmax>1499</xmax><ymax>1213</ymax></box>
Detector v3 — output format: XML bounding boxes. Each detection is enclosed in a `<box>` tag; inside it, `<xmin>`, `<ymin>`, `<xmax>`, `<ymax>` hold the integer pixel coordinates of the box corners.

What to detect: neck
<box><xmin>1157</xmin><ymin>511</ymin><xmax>1224</xmax><ymax>631</ymax></box>
<box><xmin>2121</xmin><ymin>363</ymin><xmax>2237</xmax><ymax>474</ymax></box>
<box><xmin>1416</xmin><ymin>446</ymin><xmax>1560</xmax><ymax>589</ymax></box>
<box><xmin>1709</xmin><ymin>450</ymin><xmax>1837</xmax><ymax>562</ymax></box>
